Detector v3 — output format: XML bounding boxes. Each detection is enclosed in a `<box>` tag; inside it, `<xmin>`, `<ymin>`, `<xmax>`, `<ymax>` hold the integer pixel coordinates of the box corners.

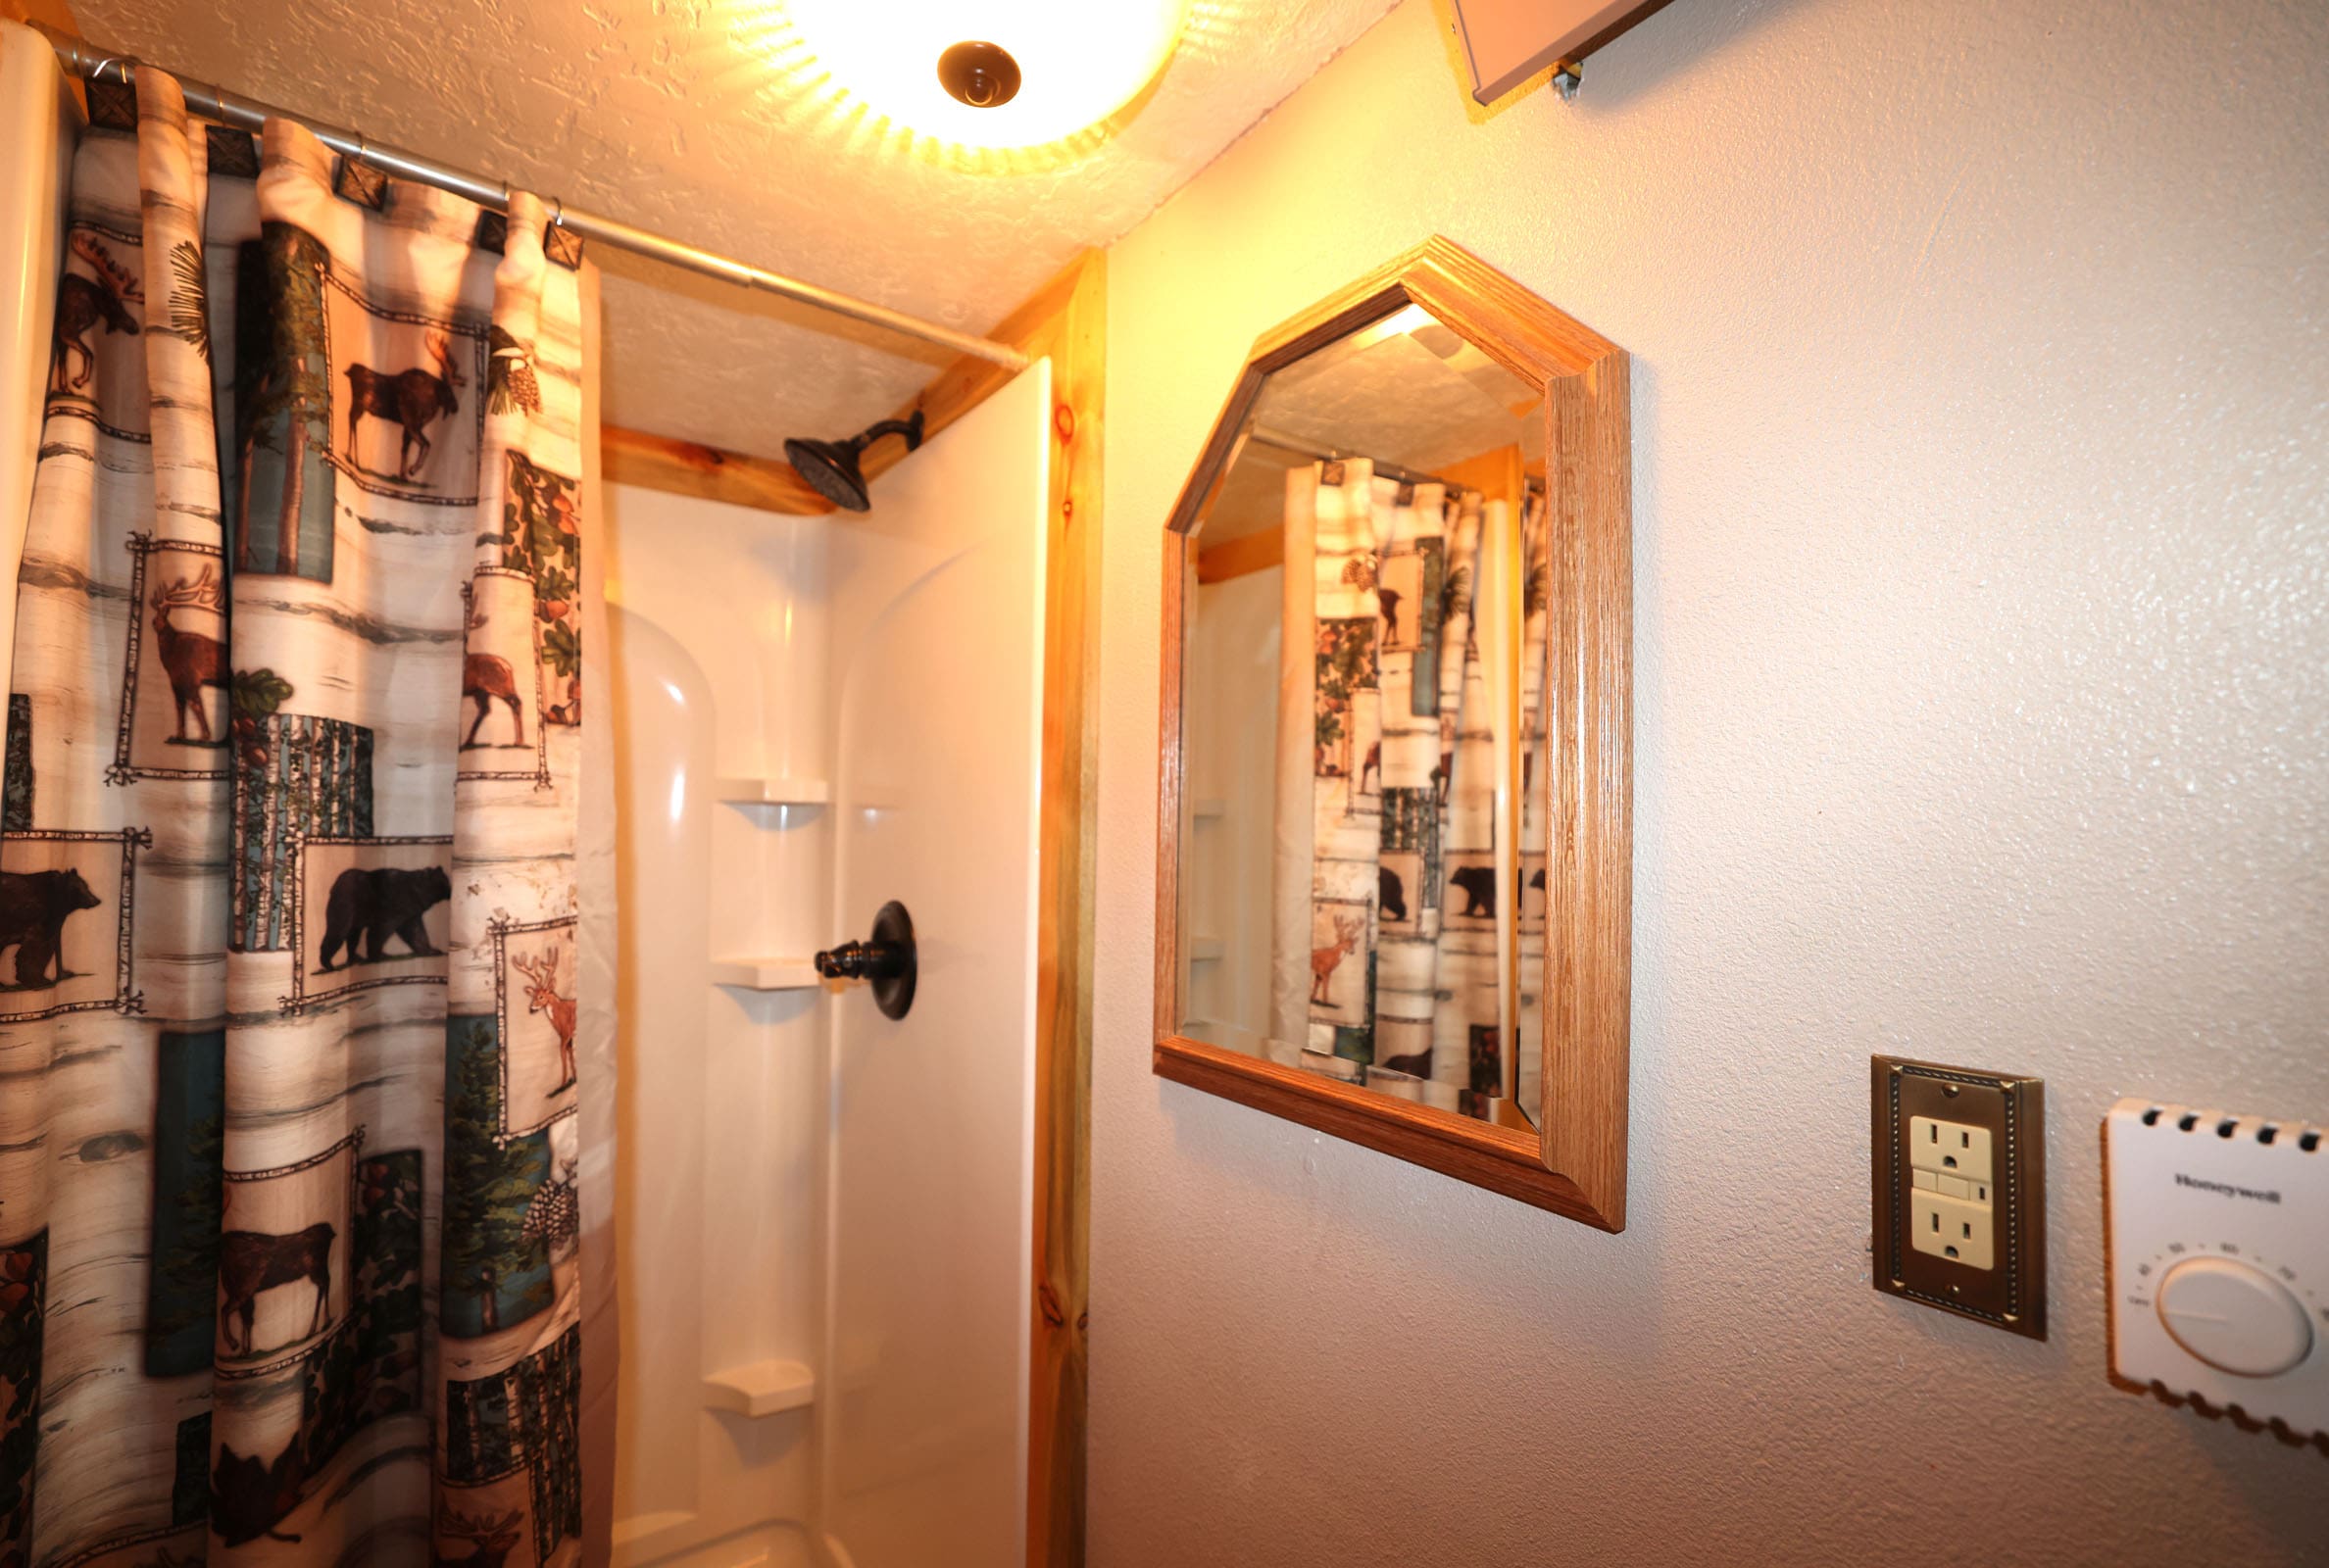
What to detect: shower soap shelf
<box><xmin>710</xmin><ymin>957</ymin><xmax>823</xmax><ymax>991</ymax></box>
<box><xmin>702</xmin><ymin>1359</ymin><xmax>817</xmax><ymax>1418</ymax></box>
<box><xmin>717</xmin><ymin>776</ymin><xmax>830</xmax><ymax>808</ymax></box>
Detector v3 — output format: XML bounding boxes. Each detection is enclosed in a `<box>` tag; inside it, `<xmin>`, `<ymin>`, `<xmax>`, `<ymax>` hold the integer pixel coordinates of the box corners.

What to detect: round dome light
<box><xmin>780</xmin><ymin>0</ymin><xmax>1186</xmax><ymax>153</ymax></box>
<box><xmin>937</xmin><ymin>41</ymin><xmax>1023</xmax><ymax>109</ymax></box>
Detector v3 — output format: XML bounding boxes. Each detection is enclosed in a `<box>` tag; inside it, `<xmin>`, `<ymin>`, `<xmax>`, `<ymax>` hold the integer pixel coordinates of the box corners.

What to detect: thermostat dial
<box><xmin>2154</xmin><ymin>1256</ymin><xmax>2313</xmax><ymax>1378</ymax></box>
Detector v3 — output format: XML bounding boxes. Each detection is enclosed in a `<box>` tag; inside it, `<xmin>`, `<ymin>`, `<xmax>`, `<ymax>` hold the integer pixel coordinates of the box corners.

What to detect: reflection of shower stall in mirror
<box><xmin>606</xmin><ymin>366</ymin><xmax>1050</xmax><ymax>1568</ymax></box>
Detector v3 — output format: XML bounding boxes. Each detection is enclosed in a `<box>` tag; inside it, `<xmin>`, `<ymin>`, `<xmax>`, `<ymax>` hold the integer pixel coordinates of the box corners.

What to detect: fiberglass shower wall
<box><xmin>603</xmin><ymin>364</ymin><xmax>1051</xmax><ymax>1568</ymax></box>
<box><xmin>0</xmin><ymin>23</ymin><xmax>77</xmax><ymax>661</ymax></box>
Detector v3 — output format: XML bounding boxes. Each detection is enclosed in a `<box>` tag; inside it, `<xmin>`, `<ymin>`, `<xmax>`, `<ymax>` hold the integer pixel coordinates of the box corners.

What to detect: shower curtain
<box><xmin>1269</xmin><ymin>458</ymin><xmax>1512</xmax><ymax>1103</ymax></box>
<box><xmin>0</xmin><ymin>69</ymin><xmax>600</xmax><ymax>1567</ymax></box>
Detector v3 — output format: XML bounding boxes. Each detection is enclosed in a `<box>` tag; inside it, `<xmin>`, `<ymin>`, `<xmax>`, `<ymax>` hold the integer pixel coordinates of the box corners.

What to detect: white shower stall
<box><xmin>602</xmin><ymin>367</ymin><xmax>1051</xmax><ymax>1568</ymax></box>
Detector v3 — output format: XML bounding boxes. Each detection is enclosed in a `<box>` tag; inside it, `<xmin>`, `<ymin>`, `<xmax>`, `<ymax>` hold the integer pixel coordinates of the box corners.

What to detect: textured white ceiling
<box><xmin>1206</xmin><ymin>308</ymin><xmax>1542</xmax><ymax>543</ymax></box>
<box><xmin>74</xmin><ymin>0</ymin><xmax>1399</xmax><ymax>455</ymax></box>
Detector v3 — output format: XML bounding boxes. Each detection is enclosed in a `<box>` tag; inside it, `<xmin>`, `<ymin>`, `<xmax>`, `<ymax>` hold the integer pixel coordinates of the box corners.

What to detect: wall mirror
<box><xmin>1155</xmin><ymin>238</ymin><xmax>1632</xmax><ymax>1228</ymax></box>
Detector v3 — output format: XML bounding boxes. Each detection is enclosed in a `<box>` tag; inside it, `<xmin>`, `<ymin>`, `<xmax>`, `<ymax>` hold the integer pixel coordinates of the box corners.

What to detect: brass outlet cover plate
<box><xmin>1871</xmin><ymin>1055</ymin><xmax>2047</xmax><ymax>1339</ymax></box>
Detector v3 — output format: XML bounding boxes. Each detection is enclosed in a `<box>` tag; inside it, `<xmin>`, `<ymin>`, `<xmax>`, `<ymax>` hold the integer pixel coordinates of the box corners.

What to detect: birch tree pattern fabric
<box><xmin>1293</xmin><ymin>459</ymin><xmax>1508</xmax><ymax>1106</ymax></box>
<box><xmin>0</xmin><ymin>72</ymin><xmax>592</xmax><ymax>1568</ymax></box>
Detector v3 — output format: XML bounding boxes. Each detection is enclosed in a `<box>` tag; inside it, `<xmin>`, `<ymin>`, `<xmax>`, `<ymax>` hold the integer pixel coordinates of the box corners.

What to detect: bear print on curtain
<box><xmin>1290</xmin><ymin>457</ymin><xmax>1507</xmax><ymax>1107</ymax></box>
<box><xmin>0</xmin><ymin>68</ymin><xmax>592</xmax><ymax>1568</ymax></box>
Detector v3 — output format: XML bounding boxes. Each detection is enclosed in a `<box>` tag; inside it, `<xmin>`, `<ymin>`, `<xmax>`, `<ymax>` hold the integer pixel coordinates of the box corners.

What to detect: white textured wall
<box><xmin>1090</xmin><ymin>1</ymin><xmax>2329</xmax><ymax>1563</ymax></box>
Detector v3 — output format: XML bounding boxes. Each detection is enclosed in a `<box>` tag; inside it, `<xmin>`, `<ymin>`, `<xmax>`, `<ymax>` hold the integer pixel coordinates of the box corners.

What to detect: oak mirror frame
<box><xmin>1153</xmin><ymin>236</ymin><xmax>1631</xmax><ymax>1230</ymax></box>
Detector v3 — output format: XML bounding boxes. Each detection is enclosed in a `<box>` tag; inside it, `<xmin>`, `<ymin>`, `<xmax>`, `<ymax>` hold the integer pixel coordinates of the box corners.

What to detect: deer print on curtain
<box><xmin>1281</xmin><ymin>459</ymin><xmax>1511</xmax><ymax>1110</ymax></box>
<box><xmin>0</xmin><ymin>70</ymin><xmax>594</xmax><ymax>1567</ymax></box>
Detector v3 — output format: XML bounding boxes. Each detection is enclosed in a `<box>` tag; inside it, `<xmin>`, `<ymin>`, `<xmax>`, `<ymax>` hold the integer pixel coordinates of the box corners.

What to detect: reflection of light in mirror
<box><xmin>1379</xmin><ymin>303</ymin><xmax>1436</xmax><ymax>338</ymax></box>
<box><xmin>763</xmin><ymin>0</ymin><xmax>1186</xmax><ymax>163</ymax></box>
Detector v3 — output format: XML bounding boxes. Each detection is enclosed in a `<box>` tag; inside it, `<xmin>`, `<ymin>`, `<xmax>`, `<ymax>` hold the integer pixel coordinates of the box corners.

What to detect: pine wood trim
<box><xmin>601</xmin><ymin>249</ymin><xmax>1101</xmax><ymax>520</ymax></box>
<box><xmin>1156</xmin><ymin>235</ymin><xmax>1631</xmax><ymax>1231</ymax></box>
<box><xmin>861</xmin><ymin>252</ymin><xmax>1094</xmax><ymax>493</ymax></box>
<box><xmin>1193</xmin><ymin>526</ymin><xmax>1284</xmax><ymax>585</ymax></box>
<box><xmin>0</xmin><ymin>0</ymin><xmax>76</xmax><ymax>29</ymax></box>
<box><xmin>599</xmin><ymin>425</ymin><xmax>835</xmax><ymax>515</ymax></box>
<box><xmin>1018</xmin><ymin>251</ymin><xmax>1102</xmax><ymax>1568</ymax></box>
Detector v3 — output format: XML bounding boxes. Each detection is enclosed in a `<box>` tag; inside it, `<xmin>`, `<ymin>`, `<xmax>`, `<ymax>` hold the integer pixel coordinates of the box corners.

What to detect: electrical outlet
<box><xmin>1910</xmin><ymin>1189</ymin><xmax>1995</xmax><ymax>1270</ymax></box>
<box><xmin>1872</xmin><ymin>1056</ymin><xmax>2045</xmax><ymax>1338</ymax></box>
<box><xmin>1909</xmin><ymin>1115</ymin><xmax>1993</xmax><ymax>1185</ymax></box>
<box><xmin>1908</xmin><ymin>1113</ymin><xmax>1995</xmax><ymax>1267</ymax></box>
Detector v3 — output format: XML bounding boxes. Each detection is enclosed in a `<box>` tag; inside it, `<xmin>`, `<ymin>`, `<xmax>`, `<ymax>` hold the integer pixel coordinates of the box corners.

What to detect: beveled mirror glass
<box><xmin>1177</xmin><ymin>304</ymin><xmax>1545</xmax><ymax>1128</ymax></box>
<box><xmin>1155</xmin><ymin>239</ymin><xmax>1632</xmax><ymax>1227</ymax></box>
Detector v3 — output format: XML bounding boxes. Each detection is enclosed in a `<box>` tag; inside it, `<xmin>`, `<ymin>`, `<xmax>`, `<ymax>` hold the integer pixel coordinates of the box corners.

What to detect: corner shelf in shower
<box><xmin>1189</xmin><ymin>936</ymin><xmax>1226</xmax><ymax>962</ymax></box>
<box><xmin>701</xmin><ymin>1358</ymin><xmax>817</xmax><ymax>1418</ymax></box>
<box><xmin>710</xmin><ymin>956</ymin><xmax>823</xmax><ymax>991</ymax></box>
<box><xmin>716</xmin><ymin>775</ymin><xmax>831</xmax><ymax>808</ymax></box>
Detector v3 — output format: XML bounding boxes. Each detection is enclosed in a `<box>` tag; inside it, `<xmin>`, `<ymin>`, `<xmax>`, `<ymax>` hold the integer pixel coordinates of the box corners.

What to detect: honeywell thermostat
<box><xmin>2105</xmin><ymin>1097</ymin><xmax>2327</xmax><ymax>1439</ymax></box>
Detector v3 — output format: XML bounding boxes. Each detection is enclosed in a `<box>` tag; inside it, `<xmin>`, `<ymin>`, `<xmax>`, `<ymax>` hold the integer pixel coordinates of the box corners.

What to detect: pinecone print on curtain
<box><xmin>0</xmin><ymin>69</ymin><xmax>595</xmax><ymax>1568</ymax></box>
<box><xmin>498</xmin><ymin>451</ymin><xmax>583</xmax><ymax>727</ymax></box>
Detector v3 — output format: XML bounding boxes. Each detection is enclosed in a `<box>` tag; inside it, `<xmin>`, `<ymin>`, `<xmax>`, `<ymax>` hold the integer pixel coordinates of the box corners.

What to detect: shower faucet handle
<box><xmin>814</xmin><ymin>939</ymin><xmax>900</xmax><ymax>982</ymax></box>
<box><xmin>813</xmin><ymin>902</ymin><xmax>917</xmax><ymax>1020</ymax></box>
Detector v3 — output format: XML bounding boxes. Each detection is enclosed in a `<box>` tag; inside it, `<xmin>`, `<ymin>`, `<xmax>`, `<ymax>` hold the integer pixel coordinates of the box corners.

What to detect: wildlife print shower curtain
<box><xmin>1</xmin><ymin>71</ymin><xmax>592</xmax><ymax>1567</ymax></box>
<box><xmin>1278</xmin><ymin>459</ymin><xmax>1548</xmax><ymax>1111</ymax></box>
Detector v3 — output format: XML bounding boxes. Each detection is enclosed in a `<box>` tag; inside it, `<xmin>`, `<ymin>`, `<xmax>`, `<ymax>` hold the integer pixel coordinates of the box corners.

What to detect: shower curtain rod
<box><xmin>1248</xmin><ymin>425</ymin><xmax>1549</xmax><ymax>497</ymax></box>
<box><xmin>32</xmin><ymin>24</ymin><xmax>1034</xmax><ymax>372</ymax></box>
<box><xmin>1247</xmin><ymin>425</ymin><xmax>1455</xmax><ymax>490</ymax></box>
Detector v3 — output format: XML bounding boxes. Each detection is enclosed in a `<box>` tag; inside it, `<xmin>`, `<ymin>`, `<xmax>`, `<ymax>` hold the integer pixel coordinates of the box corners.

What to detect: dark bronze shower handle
<box><xmin>815</xmin><ymin>901</ymin><xmax>917</xmax><ymax>1020</ymax></box>
<box><xmin>813</xmin><ymin>940</ymin><xmax>903</xmax><ymax>982</ymax></box>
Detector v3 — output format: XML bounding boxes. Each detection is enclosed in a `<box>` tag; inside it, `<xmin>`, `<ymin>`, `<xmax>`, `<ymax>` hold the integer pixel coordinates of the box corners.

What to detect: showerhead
<box><xmin>783</xmin><ymin>410</ymin><xmax>927</xmax><ymax>514</ymax></box>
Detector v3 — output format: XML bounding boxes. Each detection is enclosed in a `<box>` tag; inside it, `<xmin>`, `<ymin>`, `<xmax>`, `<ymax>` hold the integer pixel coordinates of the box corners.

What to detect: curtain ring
<box><xmin>90</xmin><ymin>56</ymin><xmax>124</xmax><ymax>85</ymax></box>
<box><xmin>352</xmin><ymin>131</ymin><xmax>369</xmax><ymax>168</ymax></box>
<box><xmin>549</xmin><ymin>197</ymin><xmax>565</xmax><ymax>229</ymax></box>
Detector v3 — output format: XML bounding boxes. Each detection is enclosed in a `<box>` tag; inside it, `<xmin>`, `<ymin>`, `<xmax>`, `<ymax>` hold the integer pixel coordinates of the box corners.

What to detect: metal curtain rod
<box><xmin>32</xmin><ymin>24</ymin><xmax>1032</xmax><ymax>371</ymax></box>
<box><xmin>1250</xmin><ymin>426</ymin><xmax>1547</xmax><ymax>498</ymax></box>
<box><xmin>1247</xmin><ymin>424</ymin><xmax>1453</xmax><ymax>491</ymax></box>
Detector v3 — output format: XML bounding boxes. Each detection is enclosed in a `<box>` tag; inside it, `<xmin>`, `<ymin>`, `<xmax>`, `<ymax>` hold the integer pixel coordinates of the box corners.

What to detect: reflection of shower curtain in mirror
<box><xmin>1269</xmin><ymin>457</ymin><xmax>1517</xmax><ymax>1098</ymax></box>
<box><xmin>0</xmin><ymin>73</ymin><xmax>600</xmax><ymax>1567</ymax></box>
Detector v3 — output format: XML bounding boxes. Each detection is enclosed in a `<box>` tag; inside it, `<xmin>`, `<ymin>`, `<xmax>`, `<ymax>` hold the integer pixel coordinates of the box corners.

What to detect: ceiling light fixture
<box><xmin>780</xmin><ymin>0</ymin><xmax>1187</xmax><ymax>154</ymax></box>
<box><xmin>936</xmin><ymin>41</ymin><xmax>1022</xmax><ymax>110</ymax></box>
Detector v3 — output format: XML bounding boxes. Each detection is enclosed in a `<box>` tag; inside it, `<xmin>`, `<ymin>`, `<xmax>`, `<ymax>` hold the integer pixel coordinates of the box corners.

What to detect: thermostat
<box><xmin>2106</xmin><ymin>1097</ymin><xmax>2327</xmax><ymax>1438</ymax></box>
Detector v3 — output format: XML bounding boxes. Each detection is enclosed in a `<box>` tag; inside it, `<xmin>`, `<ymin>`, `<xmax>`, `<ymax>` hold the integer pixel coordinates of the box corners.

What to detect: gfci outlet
<box><xmin>1872</xmin><ymin>1056</ymin><xmax>2046</xmax><ymax>1338</ymax></box>
<box><xmin>1908</xmin><ymin>1115</ymin><xmax>1996</xmax><ymax>1269</ymax></box>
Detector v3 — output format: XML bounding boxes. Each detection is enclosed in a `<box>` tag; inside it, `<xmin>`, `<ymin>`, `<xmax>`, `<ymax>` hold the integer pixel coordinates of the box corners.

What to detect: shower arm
<box><xmin>29</xmin><ymin>24</ymin><xmax>1034</xmax><ymax>373</ymax></box>
<box><xmin>846</xmin><ymin>416</ymin><xmax>926</xmax><ymax>457</ymax></box>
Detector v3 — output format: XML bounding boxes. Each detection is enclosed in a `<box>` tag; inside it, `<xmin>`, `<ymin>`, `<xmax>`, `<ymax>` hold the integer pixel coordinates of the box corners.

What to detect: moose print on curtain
<box><xmin>0</xmin><ymin>70</ymin><xmax>593</xmax><ymax>1567</ymax></box>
